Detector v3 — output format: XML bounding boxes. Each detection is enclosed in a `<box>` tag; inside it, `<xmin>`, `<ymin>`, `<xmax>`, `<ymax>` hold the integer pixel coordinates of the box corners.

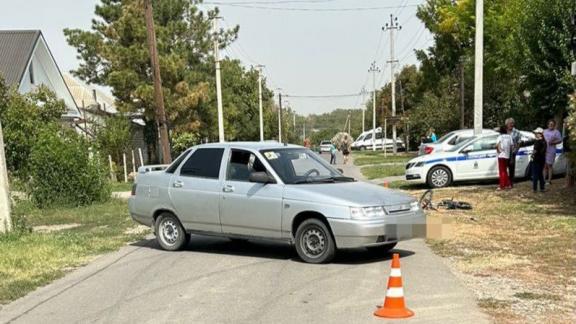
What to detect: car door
<box><xmin>459</xmin><ymin>136</ymin><xmax>499</xmax><ymax>179</ymax></box>
<box><xmin>168</xmin><ymin>147</ymin><xmax>225</xmax><ymax>233</ymax></box>
<box><xmin>219</xmin><ymin>149</ymin><xmax>283</xmax><ymax>238</ymax></box>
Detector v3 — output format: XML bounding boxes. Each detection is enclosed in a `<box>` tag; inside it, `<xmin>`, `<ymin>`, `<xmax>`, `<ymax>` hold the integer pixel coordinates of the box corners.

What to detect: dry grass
<box><xmin>404</xmin><ymin>181</ymin><xmax>576</xmax><ymax>324</ymax></box>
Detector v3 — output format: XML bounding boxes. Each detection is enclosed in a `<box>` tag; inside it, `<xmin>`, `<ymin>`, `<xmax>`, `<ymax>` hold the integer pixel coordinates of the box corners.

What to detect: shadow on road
<box><xmin>131</xmin><ymin>235</ymin><xmax>415</xmax><ymax>265</ymax></box>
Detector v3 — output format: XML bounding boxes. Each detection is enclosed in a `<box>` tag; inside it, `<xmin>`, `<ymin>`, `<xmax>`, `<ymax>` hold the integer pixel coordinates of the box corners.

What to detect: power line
<box><xmin>285</xmin><ymin>92</ymin><xmax>364</xmax><ymax>98</ymax></box>
<box><xmin>203</xmin><ymin>2</ymin><xmax>420</xmax><ymax>12</ymax></box>
<box><xmin>208</xmin><ymin>0</ymin><xmax>338</xmax><ymax>4</ymax></box>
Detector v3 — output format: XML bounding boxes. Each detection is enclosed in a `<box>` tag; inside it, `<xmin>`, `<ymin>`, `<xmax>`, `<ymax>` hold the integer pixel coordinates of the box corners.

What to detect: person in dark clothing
<box><xmin>531</xmin><ymin>127</ymin><xmax>546</xmax><ymax>192</ymax></box>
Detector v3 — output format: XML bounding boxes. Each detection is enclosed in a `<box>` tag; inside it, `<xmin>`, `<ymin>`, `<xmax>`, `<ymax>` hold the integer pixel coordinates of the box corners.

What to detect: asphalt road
<box><xmin>1</xmin><ymin>152</ymin><xmax>490</xmax><ymax>324</ymax></box>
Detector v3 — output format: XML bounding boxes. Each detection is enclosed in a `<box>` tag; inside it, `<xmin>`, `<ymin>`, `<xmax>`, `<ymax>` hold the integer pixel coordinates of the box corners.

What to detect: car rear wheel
<box><xmin>366</xmin><ymin>242</ymin><xmax>397</xmax><ymax>253</ymax></box>
<box><xmin>295</xmin><ymin>219</ymin><xmax>336</xmax><ymax>264</ymax></box>
<box><xmin>155</xmin><ymin>212</ymin><xmax>188</xmax><ymax>251</ymax></box>
<box><xmin>427</xmin><ymin>166</ymin><xmax>452</xmax><ymax>188</ymax></box>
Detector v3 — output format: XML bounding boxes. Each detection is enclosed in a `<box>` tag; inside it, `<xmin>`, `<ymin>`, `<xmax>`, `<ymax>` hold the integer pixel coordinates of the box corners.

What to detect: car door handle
<box><xmin>173</xmin><ymin>180</ymin><xmax>183</xmax><ymax>188</ymax></box>
<box><xmin>223</xmin><ymin>185</ymin><xmax>234</xmax><ymax>193</ymax></box>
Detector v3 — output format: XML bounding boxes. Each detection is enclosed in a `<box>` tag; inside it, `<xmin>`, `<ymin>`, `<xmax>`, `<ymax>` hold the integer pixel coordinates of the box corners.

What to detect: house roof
<box><xmin>64</xmin><ymin>74</ymin><xmax>118</xmax><ymax>114</ymax></box>
<box><xmin>0</xmin><ymin>30</ymin><xmax>40</xmax><ymax>86</ymax></box>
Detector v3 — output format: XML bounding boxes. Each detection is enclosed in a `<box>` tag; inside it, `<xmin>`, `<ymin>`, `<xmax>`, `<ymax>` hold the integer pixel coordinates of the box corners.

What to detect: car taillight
<box><xmin>131</xmin><ymin>183</ymin><xmax>137</xmax><ymax>196</ymax></box>
<box><xmin>424</xmin><ymin>146</ymin><xmax>434</xmax><ymax>154</ymax></box>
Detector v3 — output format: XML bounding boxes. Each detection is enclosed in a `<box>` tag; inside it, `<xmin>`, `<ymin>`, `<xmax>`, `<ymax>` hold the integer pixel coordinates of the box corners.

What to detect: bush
<box><xmin>25</xmin><ymin>128</ymin><xmax>110</xmax><ymax>208</ymax></box>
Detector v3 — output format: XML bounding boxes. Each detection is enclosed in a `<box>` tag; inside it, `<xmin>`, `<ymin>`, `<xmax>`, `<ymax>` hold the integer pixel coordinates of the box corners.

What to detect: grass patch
<box><xmin>0</xmin><ymin>199</ymin><xmax>148</xmax><ymax>304</ymax></box>
<box><xmin>513</xmin><ymin>292</ymin><xmax>561</xmax><ymax>301</ymax></box>
<box><xmin>360</xmin><ymin>164</ymin><xmax>406</xmax><ymax>180</ymax></box>
<box><xmin>109</xmin><ymin>181</ymin><xmax>133</xmax><ymax>192</ymax></box>
<box><xmin>352</xmin><ymin>152</ymin><xmax>415</xmax><ymax>166</ymax></box>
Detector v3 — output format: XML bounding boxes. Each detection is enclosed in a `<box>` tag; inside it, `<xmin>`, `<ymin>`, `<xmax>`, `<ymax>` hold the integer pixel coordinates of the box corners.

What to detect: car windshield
<box><xmin>355</xmin><ymin>135</ymin><xmax>365</xmax><ymax>141</ymax></box>
<box><xmin>447</xmin><ymin>136</ymin><xmax>478</xmax><ymax>152</ymax></box>
<box><xmin>260</xmin><ymin>148</ymin><xmax>354</xmax><ymax>184</ymax></box>
<box><xmin>436</xmin><ymin>131</ymin><xmax>456</xmax><ymax>143</ymax></box>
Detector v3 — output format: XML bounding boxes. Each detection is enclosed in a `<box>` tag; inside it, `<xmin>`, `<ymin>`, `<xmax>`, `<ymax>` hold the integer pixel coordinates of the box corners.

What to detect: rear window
<box><xmin>180</xmin><ymin>148</ymin><xmax>224</xmax><ymax>179</ymax></box>
<box><xmin>321</xmin><ymin>141</ymin><xmax>331</xmax><ymax>145</ymax></box>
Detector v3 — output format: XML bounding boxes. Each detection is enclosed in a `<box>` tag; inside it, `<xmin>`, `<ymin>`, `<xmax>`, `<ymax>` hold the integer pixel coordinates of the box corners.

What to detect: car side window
<box><xmin>180</xmin><ymin>148</ymin><xmax>224</xmax><ymax>179</ymax></box>
<box><xmin>376</xmin><ymin>133</ymin><xmax>383</xmax><ymax>139</ymax></box>
<box><xmin>470</xmin><ymin>137</ymin><xmax>497</xmax><ymax>152</ymax></box>
<box><xmin>364</xmin><ymin>133</ymin><xmax>373</xmax><ymax>140</ymax></box>
<box><xmin>227</xmin><ymin>150</ymin><xmax>266</xmax><ymax>182</ymax></box>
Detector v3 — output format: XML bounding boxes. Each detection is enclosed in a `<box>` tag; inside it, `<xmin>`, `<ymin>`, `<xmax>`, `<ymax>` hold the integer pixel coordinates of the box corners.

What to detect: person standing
<box><xmin>427</xmin><ymin>128</ymin><xmax>437</xmax><ymax>142</ymax></box>
<box><xmin>341</xmin><ymin>139</ymin><xmax>351</xmax><ymax>165</ymax></box>
<box><xmin>329</xmin><ymin>143</ymin><xmax>337</xmax><ymax>165</ymax></box>
<box><xmin>531</xmin><ymin>128</ymin><xmax>546</xmax><ymax>192</ymax></box>
<box><xmin>543</xmin><ymin>119</ymin><xmax>562</xmax><ymax>185</ymax></box>
<box><xmin>505</xmin><ymin>118</ymin><xmax>521</xmax><ymax>187</ymax></box>
<box><xmin>496</xmin><ymin>125</ymin><xmax>513</xmax><ymax>190</ymax></box>
<box><xmin>563</xmin><ymin>121</ymin><xmax>574</xmax><ymax>188</ymax></box>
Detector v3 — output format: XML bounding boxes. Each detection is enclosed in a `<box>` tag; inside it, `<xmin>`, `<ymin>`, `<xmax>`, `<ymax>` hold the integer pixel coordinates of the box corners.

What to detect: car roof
<box><xmin>193</xmin><ymin>141</ymin><xmax>302</xmax><ymax>150</ymax></box>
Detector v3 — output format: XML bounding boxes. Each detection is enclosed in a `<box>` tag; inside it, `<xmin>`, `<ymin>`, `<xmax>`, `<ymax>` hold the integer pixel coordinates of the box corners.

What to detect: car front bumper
<box><xmin>327</xmin><ymin>210</ymin><xmax>426</xmax><ymax>248</ymax></box>
<box><xmin>405</xmin><ymin>167</ymin><xmax>427</xmax><ymax>184</ymax></box>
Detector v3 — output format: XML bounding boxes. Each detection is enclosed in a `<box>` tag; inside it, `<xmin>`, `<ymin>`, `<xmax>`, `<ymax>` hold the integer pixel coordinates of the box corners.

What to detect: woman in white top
<box><xmin>496</xmin><ymin>125</ymin><xmax>513</xmax><ymax>190</ymax></box>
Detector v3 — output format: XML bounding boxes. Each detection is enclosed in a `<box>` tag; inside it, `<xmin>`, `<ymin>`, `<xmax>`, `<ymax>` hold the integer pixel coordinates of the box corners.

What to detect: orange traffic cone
<box><xmin>374</xmin><ymin>253</ymin><xmax>414</xmax><ymax>319</ymax></box>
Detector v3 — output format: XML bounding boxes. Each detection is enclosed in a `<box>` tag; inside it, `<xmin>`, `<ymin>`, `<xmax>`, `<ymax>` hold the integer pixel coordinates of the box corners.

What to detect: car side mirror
<box><xmin>461</xmin><ymin>145</ymin><xmax>473</xmax><ymax>154</ymax></box>
<box><xmin>249</xmin><ymin>171</ymin><xmax>276</xmax><ymax>184</ymax></box>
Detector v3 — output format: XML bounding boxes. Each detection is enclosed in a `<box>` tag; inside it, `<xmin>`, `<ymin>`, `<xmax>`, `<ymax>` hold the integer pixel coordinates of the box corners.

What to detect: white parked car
<box><xmin>406</xmin><ymin>132</ymin><xmax>566</xmax><ymax>188</ymax></box>
<box><xmin>418</xmin><ymin>129</ymin><xmax>498</xmax><ymax>155</ymax></box>
<box><xmin>319</xmin><ymin>140</ymin><xmax>332</xmax><ymax>153</ymax></box>
<box><xmin>352</xmin><ymin>128</ymin><xmax>405</xmax><ymax>151</ymax></box>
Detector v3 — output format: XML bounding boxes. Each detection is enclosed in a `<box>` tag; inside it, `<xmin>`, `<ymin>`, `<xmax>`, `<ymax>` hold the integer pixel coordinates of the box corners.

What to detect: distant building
<box><xmin>0</xmin><ymin>30</ymin><xmax>80</xmax><ymax>119</ymax></box>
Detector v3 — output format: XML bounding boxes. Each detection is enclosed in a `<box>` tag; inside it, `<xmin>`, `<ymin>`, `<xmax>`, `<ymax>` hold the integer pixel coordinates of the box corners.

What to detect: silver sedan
<box><xmin>129</xmin><ymin>142</ymin><xmax>425</xmax><ymax>263</ymax></box>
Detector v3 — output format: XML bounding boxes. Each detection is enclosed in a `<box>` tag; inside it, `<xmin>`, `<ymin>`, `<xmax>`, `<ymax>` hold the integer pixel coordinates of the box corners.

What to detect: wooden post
<box><xmin>144</xmin><ymin>0</ymin><xmax>172</xmax><ymax>163</ymax></box>
<box><xmin>0</xmin><ymin>121</ymin><xmax>12</xmax><ymax>233</ymax></box>
<box><xmin>138</xmin><ymin>148</ymin><xmax>144</xmax><ymax>166</ymax></box>
<box><xmin>108</xmin><ymin>155</ymin><xmax>114</xmax><ymax>181</ymax></box>
<box><xmin>131</xmin><ymin>150</ymin><xmax>136</xmax><ymax>174</ymax></box>
<box><xmin>123</xmin><ymin>153</ymin><xmax>128</xmax><ymax>183</ymax></box>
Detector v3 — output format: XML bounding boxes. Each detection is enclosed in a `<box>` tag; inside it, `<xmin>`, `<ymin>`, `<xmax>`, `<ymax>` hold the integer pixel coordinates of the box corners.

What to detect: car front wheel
<box><xmin>427</xmin><ymin>166</ymin><xmax>452</xmax><ymax>188</ymax></box>
<box><xmin>155</xmin><ymin>212</ymin><xmax>188</xmax><ymax>251</ymax></box>
<box><xmin>295</xmin><ymin>219</ymin><xmax>336</xmax><ymax>264</ymax></box>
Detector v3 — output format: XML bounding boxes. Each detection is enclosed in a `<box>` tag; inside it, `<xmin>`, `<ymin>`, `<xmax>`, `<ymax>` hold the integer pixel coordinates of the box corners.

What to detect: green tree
<box><xmin>94</xmin><ymin>115</ymin><xmax>132</xmax><ymax>164</ymax></box>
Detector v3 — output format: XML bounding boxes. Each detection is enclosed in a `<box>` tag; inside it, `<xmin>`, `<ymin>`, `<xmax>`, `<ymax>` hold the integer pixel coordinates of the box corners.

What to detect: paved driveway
<box><xmin>1</xmin><ymin>152</ymin><xmax>490</xmax><ymax>324</ymax></box>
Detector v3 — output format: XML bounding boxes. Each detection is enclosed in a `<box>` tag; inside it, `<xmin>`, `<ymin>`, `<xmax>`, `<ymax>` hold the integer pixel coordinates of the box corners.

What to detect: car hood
<box><xmin>283</xmin><ymin>181</ymin><xmax>415</xmax><ymax>207</ymax></box>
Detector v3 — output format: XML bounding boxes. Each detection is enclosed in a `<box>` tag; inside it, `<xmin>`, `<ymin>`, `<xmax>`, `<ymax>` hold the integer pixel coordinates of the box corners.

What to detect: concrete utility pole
<box><xmin>257</xmin><ymin>65</ymin><xmax>265</xmax><ymax>141</ymax></box>
<box><xmin>460</xmin><ymin>59</ymin><xmax>466</xmax><ymax>129</ymax></box>
<box><xmin>144</xmin><ymin>0</ymin><xmax>172</xmax><ymax>163</ymax></box>
<box><xmin>384</xmin><ymin>14</ymin><xmax>401</xmax><ymax>154</ymax></box>
<box><xmin>278</xmin><ymin>90</ymin><xmax>283</xmax><ymax>142</ymax></box>
<box><xmin>368</xmin><ymin>61</ymin><xmax>381</xmax><ymax>151</ymax></box>
<box><xmin>0</xmin><ymin>121</ymin><xmax>11</xmax><ymax>233</ymax></box>
<box><xmin>360</xmin><ymin>87</ymin><xmax>367</xmax><ymax>133</ymax></box>
<box><xmin>473</xmin><ymin>0</ymin><xmax>484</xmax><ymax>135</ymax></box>
<box><xmin>212</xmin><ymin>17</ymin><xmax>225</xmax><ymax>143</ymax></box>
<box><xmin>348</xmin><ymin>111</ymin><xmax>351</xmax><ymax>135</ymax></box>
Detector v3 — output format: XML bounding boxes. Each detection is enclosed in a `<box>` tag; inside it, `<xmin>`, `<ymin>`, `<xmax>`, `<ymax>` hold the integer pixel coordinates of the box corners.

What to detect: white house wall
<box><xmin>18</xmin><ymin>36</ymin><xmax>80</xmax><ymax>118</ymax></box>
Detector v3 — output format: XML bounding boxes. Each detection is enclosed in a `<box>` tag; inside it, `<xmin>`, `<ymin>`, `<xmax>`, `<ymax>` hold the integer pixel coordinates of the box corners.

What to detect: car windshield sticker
<box><xmin>264</xmin><ymin>151</ymin><xmax>278</xmax><ymax>160</ymax></box>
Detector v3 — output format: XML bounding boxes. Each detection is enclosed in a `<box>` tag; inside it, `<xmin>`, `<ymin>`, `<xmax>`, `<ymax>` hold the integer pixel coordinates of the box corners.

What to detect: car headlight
<box><xmin>410</xmin><ymin>201</ymin><xmax>420</xmax><ymax>211</ymax></box>
<box><xmin>350</xmin><ymin>206</ymin><xmax>386</xmax><ymax>219</ymax></box>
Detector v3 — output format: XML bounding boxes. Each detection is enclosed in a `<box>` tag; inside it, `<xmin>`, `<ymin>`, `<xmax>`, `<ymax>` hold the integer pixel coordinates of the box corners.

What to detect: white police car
<box><xmin>405</xmin><ymin>132</ymin><xmax>566</xmax><ymax>188</ymax></box>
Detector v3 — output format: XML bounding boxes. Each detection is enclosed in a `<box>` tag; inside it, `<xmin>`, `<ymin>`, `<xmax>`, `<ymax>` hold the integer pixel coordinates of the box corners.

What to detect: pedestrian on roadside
<box><xmin>496</xmin><ymin>125</ymin><xmax>513</xmax><ymax>191</ymax></box>
<box><xmin>427</xmin><ymin>128</ymin><xmax>437</xmax><ymax>142</ymax></box>
<box><xmin>562</xmin><ymin>121</ymin><xmax>574</xmax><ymax>188</ymax></box>
<box><xmin>329</xmin><ymin>143</ymin><xmax>337</xmax><ymax>165</ymax></box>
<box><xmin>543</xmin><ymin>119</ymin><xmax>562</xmax><ymax>185</ymax></box>
<box><xmin>531</xmin><ymin>127</ymin><xmax>546</xmax><ymax>193</ymax></box>
<box><xmin>505</xmin><ymin>118</ymin><xmax>521</xmax><ymax>188</ymax></box>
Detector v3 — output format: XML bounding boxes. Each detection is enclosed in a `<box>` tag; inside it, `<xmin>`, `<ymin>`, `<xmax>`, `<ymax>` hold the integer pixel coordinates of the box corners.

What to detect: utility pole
<box><xmin>257</xmin><ymin>65</ymin><xmax>264</xmax><ymax>141</ymax></box>
<box><xmin>368</xmin><ymin>61</ymin><xmax>381</xmax><ymax>151</ymax></box>
<box><xmin>348</xmin><ymin>110</ymin><xmax>351</xmax><ymax>135</ymax></box>
<box><xmin>473</xmin><ymin>0</ymin><xmax>483</xmax><ymax>135</ymax></box>
<box><xmin>212</xmin><ymin>17</ymin><xmax>225</xmax><ymax>143</ymax></box>
<box><xmin>277</xmin><ymin>90</ymin><xmax>283</xmax><ymax>142</ymax></box>
<box><xmin>460</xmin><ymin>59</ymin><xmax>465</xmax><ymax>129</ymax></box>
<box><xmin>303</xmin><ymin>117</ymin><xmax>306</xmax><ymax>140</ymax></box>
<box><xmin>0</xmin><ymin>121</ymin><xmax>11</xmax><ymax>233</ymax></box>
<box><xmin>144</xmin><ymin>0</ymin><xmax>171</xmax><ymax>163</ymax></box>
<box><xmin>384</xmin><ymin>14</ymin><xmax>401</xmax><ymax>155</ymax></box>
<box><xmin>360</xmin><ymin>87</ymin><xmax>367</xmax><ymax>133</ymax></box>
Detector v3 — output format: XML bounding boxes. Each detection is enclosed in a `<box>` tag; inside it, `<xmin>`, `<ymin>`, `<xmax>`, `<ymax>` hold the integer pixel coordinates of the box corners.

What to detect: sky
<box><xmin>0</xmin><ymin>0</ymin><xmax>432</xmax><ymax>116</ymax></box>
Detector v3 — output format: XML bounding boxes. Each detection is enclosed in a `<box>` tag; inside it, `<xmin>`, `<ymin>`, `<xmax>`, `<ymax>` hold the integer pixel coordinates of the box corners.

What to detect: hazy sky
<box><xmin>0</xmin><ymin>0</ymin><xmax>431</xmax><ymax>116</ymax></box>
